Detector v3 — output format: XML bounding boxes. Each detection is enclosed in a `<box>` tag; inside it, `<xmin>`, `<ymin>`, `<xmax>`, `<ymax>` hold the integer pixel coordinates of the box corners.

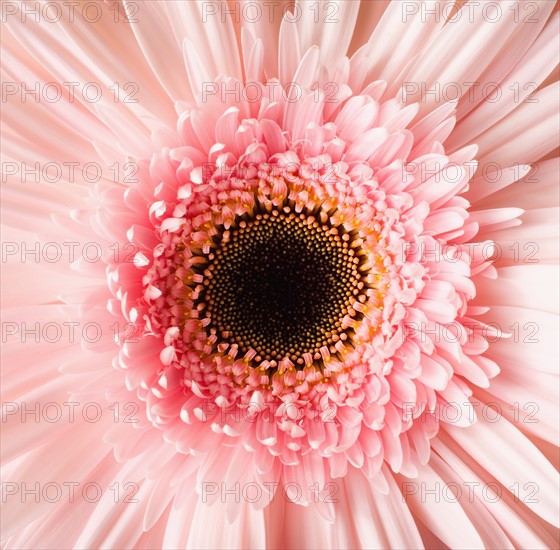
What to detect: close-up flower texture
<box><xmin>1</xmin><ymin>0</ymin><xmax>559</xmax><ymax>548</ymax></box>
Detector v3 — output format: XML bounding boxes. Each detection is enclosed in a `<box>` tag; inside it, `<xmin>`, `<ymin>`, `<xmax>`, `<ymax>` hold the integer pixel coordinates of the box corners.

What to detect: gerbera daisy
<box><xmin>1</xmin><ymin>0</ymin><xmax>559</xmax><ymax>548</ymax></box>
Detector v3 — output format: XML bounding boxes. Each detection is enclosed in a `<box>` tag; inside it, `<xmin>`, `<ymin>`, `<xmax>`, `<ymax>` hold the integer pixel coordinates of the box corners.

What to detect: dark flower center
<box><xmin>192</xmin><ymin>206</ymin><xmax>369</xmax><ymax>368</ymax></box>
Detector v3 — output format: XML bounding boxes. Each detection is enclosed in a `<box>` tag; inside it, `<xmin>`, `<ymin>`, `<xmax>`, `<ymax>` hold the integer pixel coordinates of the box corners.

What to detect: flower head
<box><xmin>2</xmin><ymin>1</ymin><xmax>559</xmax><ymax>548</ymax></box>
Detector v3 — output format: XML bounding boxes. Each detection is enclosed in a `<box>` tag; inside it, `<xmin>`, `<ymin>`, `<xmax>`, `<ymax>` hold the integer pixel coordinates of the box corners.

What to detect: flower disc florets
<box><xmin>144</xmin><ymin>159</ymin><xmax>389</xmax><ymax>410</ymax></box>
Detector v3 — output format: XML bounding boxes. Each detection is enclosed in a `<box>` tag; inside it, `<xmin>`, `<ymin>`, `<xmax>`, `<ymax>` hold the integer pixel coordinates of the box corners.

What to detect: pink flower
<box><xmin>1</xmin><ymin>1</ymin><xmax>558</xmax><ymax>548</ymax></box>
